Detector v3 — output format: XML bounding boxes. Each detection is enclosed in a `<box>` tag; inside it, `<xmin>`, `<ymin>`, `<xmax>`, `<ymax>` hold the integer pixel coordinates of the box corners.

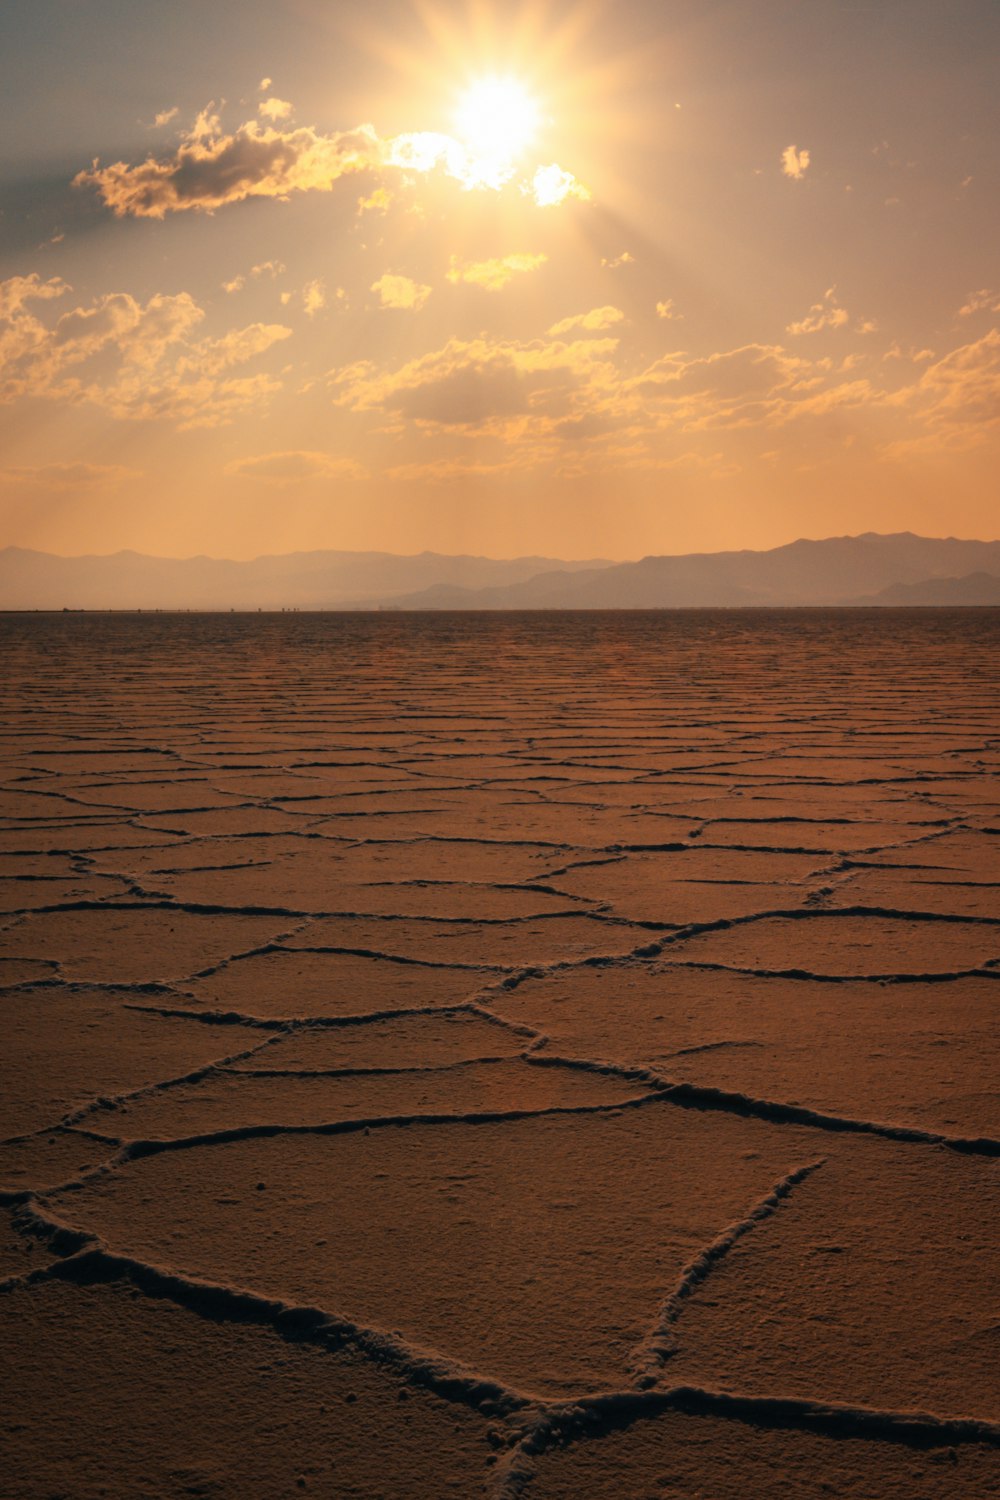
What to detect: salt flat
<box><xmin>1</xmin><ymin>609</ymin><xmax>998</xmax><ymax>1498</ymax></box>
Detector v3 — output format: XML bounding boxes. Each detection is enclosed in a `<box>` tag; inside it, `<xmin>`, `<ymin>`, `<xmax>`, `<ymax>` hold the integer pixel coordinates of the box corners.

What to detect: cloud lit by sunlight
<box><xmin>782</xmin><ymin>144</ymin><xmax>811</xmax><ymax>180</ymax></box>
<box><xmin>371</xmin><ymin>273</ymin><xmax>432</xmax><ymax>311</ymax></box>
<box><xmin>77</xmin><ymin>75</ymin><xmax>591</xmax><ymax>217</ymax></box>
<box><xmin>446</xmin><ymin>253</ymin><xmax>547</xmax><ymax>291</ymax></box>
<box><xmin>530</xmin><ymin>162</ymin><xmax>591</xmax><ymax>206</ymax></box>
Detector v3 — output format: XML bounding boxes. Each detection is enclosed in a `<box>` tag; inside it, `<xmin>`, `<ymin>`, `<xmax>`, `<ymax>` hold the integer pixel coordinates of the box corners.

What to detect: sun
<box><xmin>454</xmin><ymin>77</ymin><xmax>540</xmax><ymax>174</ymax></box>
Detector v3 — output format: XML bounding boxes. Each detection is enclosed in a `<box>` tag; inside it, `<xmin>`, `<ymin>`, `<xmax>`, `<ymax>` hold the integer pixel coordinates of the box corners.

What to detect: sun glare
<box><xmin>454</xmin><ymin>77</ymin><xmax>540</xmax><ymax>176</ymax></box>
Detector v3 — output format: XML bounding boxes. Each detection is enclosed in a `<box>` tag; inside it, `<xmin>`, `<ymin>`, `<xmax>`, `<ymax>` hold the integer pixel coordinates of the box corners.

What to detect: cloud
<box><xmin>358</xmin><ymin>187</ymin><xmax>391</xmax><ymax>214</ymax></box>
<box><xmin>446</xmin><ymin>252</ymin><xmax>546</xmax><ymax>291</ymax></box>
<box><xmin>547</xmin><ymin>306</ymin><xmax>624</xmax><ymax>336</ymax></box>
<box><xmin>76</xmin><ymin>115</ymin><xmax>380</xmax><ymax>218</ymax></box>
<box><xmin>602</xmin><ymin>252</ymin><xmax>635</xmax><ymax>269</ymax></box>
<box><xmin>153</xmin><ymin>107</ymin><xmax>179</xmax><ymax>128</ymax></box>
<box><xmin>259</xmin><ymin>97</ymin><xmax>293</xmax><ymax>122</ymax></box>
<box><xmin>880</xmin><ymin>333</ymin><xmax>1000</xmax><ymax>457</ymax></box>
<box><xmin>175</xmin><ymin>322</ymin><xmax>291</xmax><ymax>377</ymax></box>
<box><xmin>787</xmin><ymin>288</ymin><xmax>850</xmax><ymax>336</ymax></box>
<box><xmin>959</xmin><ymin>288</ymin><xmax>1000</xmax><ymax>318</ymax></box>
<box><xmin>0</xmin><ymin>277</ymin><xmax>291</xmax><ymax>427</ymax></box>
<box><xmin>893</xmin><ymin>327</ymin><xmax>1000</xmax><ymax>429</ymax></box>
<box><xmin>530</xmin><ymin>164</ymin><xmax>591</xmax><ymax>206</ymax></box>
<box><xmin>303</xmin><ymin>279</ymin><xmax>326</xmax><ymax>316</ymax></box>
<box><xmin>371</xmin><ymin>273</ymin><xmax>431</xmax><ymax>311</ymax></box>
<box><xmin>782</xmin><ymin>144</ymin><xmax>811</xmax><ymax>180</ymax></box>
<box><xmin>387</xmin><ymin>134</ymin><xmax>590</xmax><ymax>202</ymax></box>
<box><xmin>222</xmin><ymin>259</ymin><xmax>286</xmax><ymax>295</ymax></box>
<box><xmin>77</xmin><ymin>104</ymin><xmax>591</xmax><ymax>220</ymax></box>
<box><xmin>225</xmin><ymin>451</ymin><xmax>366</xmax><ymax>483</ymax></box>
<box><xmin>334</xmin><ymin>333</ymin><xmax>620</xmax><ymax>431</ymax></box>
<box><xmin>332</xmin><ymin>311</ymin><xmax>1000</xmax><ymax>470</ymax></box>
<box><xmin>0</xmin><ymin>273</ymin><xmax>70</xmax><ymax>319</ymax></box>
<box><xmin>656</xmin><ymin>299</ymin><xmax>679</xmax><ymax>320</ymax></box>
<box><xmin>386</xmin><ymin>455</ymin><xmax>525</xmax><ymax>483</ymax></box>
<box><xmin>0</xmin><ymin>461</ymin><xmax>140</xmax><ymax>489</ymax></box>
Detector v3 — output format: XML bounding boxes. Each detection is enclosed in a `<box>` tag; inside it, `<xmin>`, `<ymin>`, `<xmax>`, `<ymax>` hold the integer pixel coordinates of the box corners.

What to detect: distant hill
<box><xmin>859</xmin><ymin>571</ymin><xmax>1000</xmax><ymax>606</ymax></box>
<box><xmin>0</xmin><ymin>547</ymin><xmax>612</xmax><ymax>611</ymax></box>
<box><xmin>383</xmin><ymin>533</ymin><xmax>1000</xmax><ymax>609</ymax></box>
<box><xmin>2</xmin><ymin>533</ymin><xmax>1000</xmax><ymax>610</ymax></box>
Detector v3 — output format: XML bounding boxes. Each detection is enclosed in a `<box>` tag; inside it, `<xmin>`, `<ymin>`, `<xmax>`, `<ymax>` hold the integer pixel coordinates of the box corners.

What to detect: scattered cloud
<box><xmin>371</xmin><ymin>273</ymin><xmax>431</xmax><ymax>311</ymax></box>
<box><xmin>0</xmin><ymin>275</ymin><xmax>290</xmax><ymax>427</ymax></box>
<box><xmin>225</xmin><ymin>451</ymin><xmax>366</xmax><ymax>483</ymax></box>
<box><xmin>387</xmin><ymin>130</ymin><xmax>589</xmax><ymax>202</ymax></box>
<box><xmin>254</xmin><ymin>260</ymin><xmax>285</xmax><ymax>280</ymax></box>
<box><xmin>303</xmin><ymin>279</ymin><xmax>326</xmax><ymax>317</ymax></box>
<box><xmin>153</xmin><ymin>107</ymin><xmax>179</xmax><ymax>128</ymax></box>
<box><xmin>959</xmin><ymin>288</ymin><xmax>1000</xmax><ymax>318</ymax></box>
<box><xmin>787</xmin><ymin>288</ymin><xmax>850</xmax><ymax>336</ymax></box>
<box><xmin>358</xmin><ymin>187</ymin><xmax>391</xmax><ymax>214</ymax></box>
<box><xmin>446</xmin><ymin>253</ymin><xmax>547</xmax><ymax>291</ymax></box>
<box><xmin>656</xmin><ymin>299</ymin><xmax>680</xmax><ymax>320</ymax></box>
<box><xmin>888</xmin><ymin>327</ymin><xmax>1000</xmax><ymax>439</ymax></box>
<box><xmin>548</xmin><ymin>306</ymin><xmax>624</xmax><ymax>336</ymax></box>
<box><xmin>333</xmin><ymin>332</ymin><xmax>621</xmax><ymax>432</ymax></box>
<box><xmin>530</xmin><ymin>164</ymin><xmax>591</xmax><ymax>206</ymax></box>
<box><xmin>782</xmin><ymin>144</ymin><xmax>811</xmax><ymax>180</ymax></box>
<box><xmin>76</xmin><ymin>113</ymin><xmax>380</xmax><ymax>218</ymax></box>
<box><xmin>77</xmin><ymin>105</ymin><xmax>591</xmax><ymax>220</ymax></box>
<box><xmin>259</xmin><ymin>97</ymin><xmax>293</xmax><ymax>122</ymax></box>
<box><xmin>221</xmin><ymin>260</ymin><xmax>285</xmax><ymax>296</ymax></box>
<box><xmin>602</xmin><ymin>252</ymin><xmax>635</xmax><ymax>269</ymax></box>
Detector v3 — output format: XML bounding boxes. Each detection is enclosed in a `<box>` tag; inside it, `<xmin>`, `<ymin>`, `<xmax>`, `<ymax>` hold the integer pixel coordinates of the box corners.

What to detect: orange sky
<box><xmin>1</xmin><ymin>0</ymin><xmax>998</xmax><ymax>559</ymax></box>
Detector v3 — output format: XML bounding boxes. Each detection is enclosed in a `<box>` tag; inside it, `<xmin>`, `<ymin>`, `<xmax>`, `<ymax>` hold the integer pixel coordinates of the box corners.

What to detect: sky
<box><xmin>1</xmin><ymin>0</ymin><xmax>998</xmax><ymax>561</ymax></box>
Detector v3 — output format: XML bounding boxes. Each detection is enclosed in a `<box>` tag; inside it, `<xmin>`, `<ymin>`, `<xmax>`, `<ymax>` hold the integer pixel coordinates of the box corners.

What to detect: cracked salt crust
<box><xmin>1</xmin><ymin>608</ymin><xmax>998</xmax><ymax>1497</ymax></box>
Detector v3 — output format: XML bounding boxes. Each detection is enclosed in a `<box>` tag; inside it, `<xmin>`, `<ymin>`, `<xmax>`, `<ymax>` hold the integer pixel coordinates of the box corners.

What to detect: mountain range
<box><xmin>0</xmin><ymin>547</ymin><xmax>610</xmax><ymax>612</ymax></box>
<box><xmin>2</xmin><ymin>533</ymin><xmax>999</xmax><ymax>611</ymax></box>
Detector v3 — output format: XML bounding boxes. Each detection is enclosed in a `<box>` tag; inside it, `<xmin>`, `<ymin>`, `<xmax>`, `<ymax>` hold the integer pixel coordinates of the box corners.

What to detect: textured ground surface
<box><xmin>1</xmin><ymin>609</ymin><xmax>998</xmax><ymax>1499</ymax></box>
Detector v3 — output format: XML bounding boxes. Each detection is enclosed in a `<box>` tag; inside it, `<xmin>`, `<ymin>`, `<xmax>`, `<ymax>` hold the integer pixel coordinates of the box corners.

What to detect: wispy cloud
<box><xmin>959</xmin><ymin>288</ymin><xmax>1000</xmax><ymax>318</ymax></box>
<box><xmin>446</xmin><ymin>253</ymin><xmax>546</xmax><ymax>291</ymax></box>
<box><xmin>221</xmin><ymin>260</ymin><xmax>286</xmax><ymax>295</ymax></box>
<box><xmin>787</xmin><ymin>287</ymin><xmax>850</xmax><ymax>335</ymax></box>
<box><xmin>225</xmin><ymin>451</ymin><xmax>366</xmax><ymax>482</ymax></box>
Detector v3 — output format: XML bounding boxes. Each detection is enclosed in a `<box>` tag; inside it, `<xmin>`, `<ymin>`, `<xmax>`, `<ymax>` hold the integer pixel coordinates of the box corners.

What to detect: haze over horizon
<box><xmin>2</xmin><ymin>0</ymin><xmax>999</xmax><ymax>562</ymax></box>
